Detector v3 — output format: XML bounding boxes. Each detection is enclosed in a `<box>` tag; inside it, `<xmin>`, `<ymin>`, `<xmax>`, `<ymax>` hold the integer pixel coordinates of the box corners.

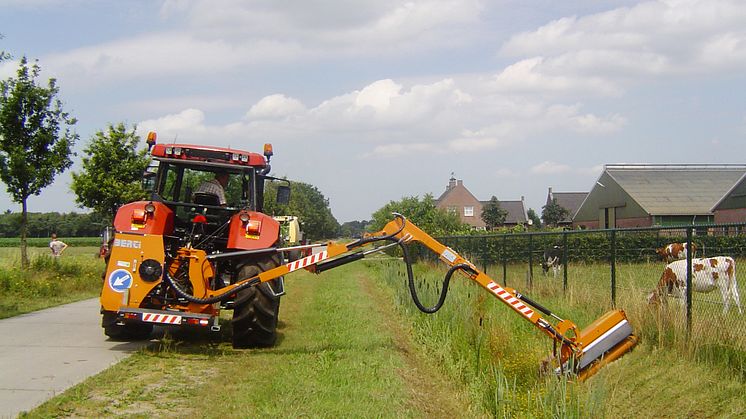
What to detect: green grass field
<box><xmin>0</xmin><ymin>246</ymin><xmax>105</xmax><ymax>318</ymax></box>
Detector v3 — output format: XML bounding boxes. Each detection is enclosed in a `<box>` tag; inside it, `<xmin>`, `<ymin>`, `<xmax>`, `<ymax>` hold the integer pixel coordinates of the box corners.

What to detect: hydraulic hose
<box><xmin>162</xmin><ymin>268</ymin><xmax>260</xmax><ymax>305</ymax></box>
<box><xmin>398</xmin><ymin>239</ymin><xmax>472</xmax><ymax>314</ymax></box>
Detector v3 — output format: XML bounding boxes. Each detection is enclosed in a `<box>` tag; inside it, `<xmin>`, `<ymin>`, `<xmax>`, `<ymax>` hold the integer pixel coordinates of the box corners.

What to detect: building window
<box><xmin>464</xmin><ymin>206</ymin><xmax>474</xmax><ymax>217</ymax></box>
<box><xmin>447</xmin><ymin>206</ymin><xmax>457</xmax><ymax>214</ymax></box>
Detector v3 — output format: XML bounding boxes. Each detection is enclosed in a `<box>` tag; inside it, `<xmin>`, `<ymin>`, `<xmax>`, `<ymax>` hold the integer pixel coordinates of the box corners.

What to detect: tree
<box><xmin>340</xmin><ymin>220</ymin><xmax>371</xmax><ymax>238</ymax></box>
<box><xmin>542</xmin><ymin>198</ymin><xmax>570</xmax><ymax>227</ymax></box>
<box><xmin>0</xmin><ymin>35</ymin><xmax>10</xmax><ymax>62</ymax></box>
<box><xmin>527</xmin><ymin>208</ymin><xmax>542</xmax><ymax>228</ymax></box>
<box><xmin>369</xmin><ymin>194</ymin><xmax>467</xmax><ymax>236</ymax></box>
<box><xmin>264</xmin><ymin>180</ymin><xmax>341</xmax><ymax>240</ymax></box>
<box><xmin>0</xmin><ymin>57</ymin><xmax>78</xmax><ymax>268</ymax></box>
<box><xmin>480</xmin><ymin>196</ymin><xmax>508</xmax><ymax>230</ymax></box>
<box><xmin>71</xmin><ymin>123</ymin><xmax>150</xmax><ymax>221</ymax></box>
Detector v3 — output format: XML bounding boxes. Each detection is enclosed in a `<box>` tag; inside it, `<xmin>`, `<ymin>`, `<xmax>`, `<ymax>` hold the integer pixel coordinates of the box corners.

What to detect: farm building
<box><xmin>573</xmin><ymin>164</ymin><xmax>746</xmax><ymax>229</ymax></box>
<box><xmin>544</xmin><ymin>187</ymin><xmax>588</xmax><ymax>227</ymax></box>
<box><xmin>436</xmin><ymin>176</ymin><xmax>527</xmax><ymax>229</ymax></box>
<box><xmin>712</xmin><ymin>171</ymin><xmax>746</xmax><ymax>223</ymax></box>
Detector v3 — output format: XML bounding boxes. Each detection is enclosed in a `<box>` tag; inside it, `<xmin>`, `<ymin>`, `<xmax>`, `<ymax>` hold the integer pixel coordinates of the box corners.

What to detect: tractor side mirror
<box><xmin>276</xmin><ymin>185</ymin><xmax>290</xmax><ymax>205</ymax></box>
<box><xmin>142</xmin><ymin>171</ymin><xmax>156</xmax><ymax>193</ymax></box>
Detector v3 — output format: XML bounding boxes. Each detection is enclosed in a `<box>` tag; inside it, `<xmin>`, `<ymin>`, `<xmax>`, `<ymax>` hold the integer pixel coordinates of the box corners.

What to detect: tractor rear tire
<box><xmin>102</xmin><ymin>311</ymin><xmax>153</xmax><ymax>341</ymax></box>
<box><xmin>231</xmin><ymin>255</ymin><xmax>282</xmax><ymax>348</ymax></box>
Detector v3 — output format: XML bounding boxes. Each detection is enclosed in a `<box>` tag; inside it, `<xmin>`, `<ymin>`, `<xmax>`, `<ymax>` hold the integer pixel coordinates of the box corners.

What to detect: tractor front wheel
<box><xmin>231</xmin><ymin>255</ymin><xmax>282</xmax><ymax>348</ymax></box>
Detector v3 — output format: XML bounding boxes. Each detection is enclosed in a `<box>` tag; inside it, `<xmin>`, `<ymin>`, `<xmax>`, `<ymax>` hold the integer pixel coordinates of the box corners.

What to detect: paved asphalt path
<box><xmin>0</xmin><ymin>298</ymin><xmax>152</xmax><ymax>418</ymax></box>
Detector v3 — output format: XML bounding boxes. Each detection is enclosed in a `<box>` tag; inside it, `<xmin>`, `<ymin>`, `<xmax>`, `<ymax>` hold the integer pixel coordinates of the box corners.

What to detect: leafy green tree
<box><xmin>481</xmin><ymin>196</ymin><xmax>508</xmax><ymax>230</ymax></box>
<box><xmin>71</xmin><ymin>123</ymin><xmax>150</xmax><ymax>221</ymax></box>
<box><xmin>264</xmin><ymin>180</ymin><xmax>341</xmax><ymax>240</ymax></box>
<box><xmin>527</xmin><ymin>208</ymin><xmax>542</xmax><ymax>228</ymax></box>
<box><xmin>541</xmin><ymin>198</ymin><xmax>570</xmax><ymax>227</ymax></box>
<box><xmin>0</xmin><ymin>57</ymin><xmax>78</xmax><ymax>268</ymax></box>
<box><xmin>340</xmin><ymin>220</ymin><xmax>370</xmax><ymax>238</ymax></box>
<box><xmin>369</xmin><ymin>194</ymin><xmax>466</xmax><ymax>236</ymax></box>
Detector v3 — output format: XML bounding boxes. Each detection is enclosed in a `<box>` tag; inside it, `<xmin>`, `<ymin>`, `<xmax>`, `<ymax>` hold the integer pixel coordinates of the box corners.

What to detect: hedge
<box><xmin>428</xmin><ymin>226</ymin><xmax>746</xmax><ymax>265</ymax></box>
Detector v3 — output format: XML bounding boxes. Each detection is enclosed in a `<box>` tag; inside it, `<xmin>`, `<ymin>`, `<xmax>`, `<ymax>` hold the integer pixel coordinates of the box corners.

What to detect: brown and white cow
<box><xmin>647</xmin><ymin>256</ymin><xmax>742</xmax><ymax>314</ymax></box>
<box><xmin>656</xmin><ymin>242</ymin><xmax>697</xmax><ymax>263</ymax></box>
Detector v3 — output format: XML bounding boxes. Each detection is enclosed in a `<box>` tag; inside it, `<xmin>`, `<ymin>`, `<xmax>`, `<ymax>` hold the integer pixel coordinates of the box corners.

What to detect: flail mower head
<box><xmin>546</xmin><ymin>309</ymin><xmax>638</xmax><ymax>380</ymax></box>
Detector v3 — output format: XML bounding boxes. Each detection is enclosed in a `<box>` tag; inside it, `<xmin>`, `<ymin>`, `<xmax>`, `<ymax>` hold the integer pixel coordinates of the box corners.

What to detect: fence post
<box><xmin>610</xmin><ymin>229</ymin><xmax>617</xmax><ymax>307</ymax></box>
<box><xmin>482</xmin><ymin>236</ymin><xmax>488</xmax><ymax>274</ymax></box>
<box><xmin>562</xmin><ymin>233</ymin><xmax>568</xmax><ymax>293</ymax></box>
<box><xmin>686</xmin><ymin>227</ymin><xmax>693</xmax><ymax>336</ymax></box>
<box><xmin>528</xmin><ymin>234</ymin><xmax>534</xmax><ymax>289</ymax></box>
<box><xmin>502</xmin><ymin>235</ymin><xmax>507</xmax><ymax>286</ymax></box>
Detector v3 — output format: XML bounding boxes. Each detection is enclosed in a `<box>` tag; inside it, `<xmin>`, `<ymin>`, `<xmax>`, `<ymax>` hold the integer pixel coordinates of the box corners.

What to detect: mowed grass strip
<box><xmin>26</xmin><ymin>263</ymin><xmax>482</xmax><ymax>418</ymax></box>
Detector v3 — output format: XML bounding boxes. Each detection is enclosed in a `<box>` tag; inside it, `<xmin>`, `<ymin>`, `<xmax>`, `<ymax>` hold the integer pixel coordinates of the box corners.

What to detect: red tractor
<box><xmin>100</xmin><ymin>135</ymin><xmax>290</xmax><ymax>348</ymax></box>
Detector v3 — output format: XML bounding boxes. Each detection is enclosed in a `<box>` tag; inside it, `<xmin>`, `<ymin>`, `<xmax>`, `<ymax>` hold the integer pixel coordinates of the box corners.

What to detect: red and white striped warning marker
<box><xmin>286</xmin><ymin>251</ymin><xmax>329</xmax><ymax>273</ymax></box>
<box><xmin>486</xmin><ymin>282</ymin><xmax>534</xmax><ymax>318</ymax></box>
<box><xmin>142</xmin><ymin>313</ymin><xmax>182</xmax><ymax>324</ymax></box>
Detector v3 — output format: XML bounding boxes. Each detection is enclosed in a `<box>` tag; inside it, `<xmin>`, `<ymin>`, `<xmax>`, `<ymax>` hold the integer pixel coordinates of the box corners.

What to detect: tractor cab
<box><xmin>138</xmin><ymin>143</ymin><xmax>286</xmax><ymax>255</ymax></box>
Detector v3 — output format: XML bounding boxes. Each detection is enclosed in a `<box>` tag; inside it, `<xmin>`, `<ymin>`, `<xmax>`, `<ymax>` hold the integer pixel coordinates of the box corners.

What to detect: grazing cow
<box><xmin>656</xmin><ymin>242</ymin><xmax>697</xmax><ymax>263</ymax></box>
<box><xmin>647</xmin><ymin>256</ymin><xmax>742</xmax><ymax>314</ymax></box>
<box><xmin>541</xmin><ymin>245</ymin><xmax>563</xmax><ymax>277</ymax></box>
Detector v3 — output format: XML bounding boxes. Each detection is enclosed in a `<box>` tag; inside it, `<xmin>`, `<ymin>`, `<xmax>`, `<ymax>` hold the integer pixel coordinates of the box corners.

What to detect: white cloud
<box><xmin>575</xmin><ymin>164</ymin><xmax>605</xmax><ymax>176</ymax></box>
<box><xmin>490</xmin><ymin>57</ymin><xmax>621</xmax><ymax>96</ymax></box>
<box><xmin>498</xmin><ymin>0</ymin><xmax>746</xmax><ymax>94</ymax></box>
<box><xmin>137</xmin><ymin>76</ymin><xmax>624</xmax><ymax>157</ymax></box>
<box><xmin>42</xmin><ymin>33</ymin><xmax>306</xmax><ymax>86</ymax></box>
<box><xmin>27</xmin><ymin>0</ymin><xmax>482</xmax><ymax>87</ymax></box>
<box><xmin>365</xmin><ymin>142</ymin><xmax>435</xmax><ymax>158</ymax></box>
<box><xmin>138</xmin><ymin>108</ymin><xmax>207</xmax><ymax>138</ymax></box>
<box><xmin>531</xmin><ymin>161</ymin><xmax>572</xmax><ymax>175</ymax></box>
<box><xmin>494</xmin><ymin>168</ymin><xmax>518</xmax><ymax>178</ymax></box>
<box><xmin>164</xmin><ymin>0</ymin><xmax>484</xmax><ymax>52</ymax></box>
<box><xmin>545</xmin><ymin>104</ymin><xmax>626</xmax><ymax>134</ymax></box>
<box><xmin>309</xmin><ymin>78</ymin><xmax>470</xmax><ymax>131</ymax></box>
<box><xmin>247</xmin><ymin>94</ymin><xmax>306</xmax><ymax>120</ymax></box>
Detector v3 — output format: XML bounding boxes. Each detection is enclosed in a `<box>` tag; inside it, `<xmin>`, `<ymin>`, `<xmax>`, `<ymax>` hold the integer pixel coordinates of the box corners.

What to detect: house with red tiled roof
<box><xmin>435</xmin><ymin>176</ymin><xmax>527</xmax><ymax>230</ymax></box>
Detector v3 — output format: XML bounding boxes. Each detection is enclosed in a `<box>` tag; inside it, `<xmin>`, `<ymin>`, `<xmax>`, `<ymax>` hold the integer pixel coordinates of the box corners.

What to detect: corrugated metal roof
<box><xmin>605</xmin><ymin>165</ymin><xmax>746</xmax><ymax>215</ymax></box>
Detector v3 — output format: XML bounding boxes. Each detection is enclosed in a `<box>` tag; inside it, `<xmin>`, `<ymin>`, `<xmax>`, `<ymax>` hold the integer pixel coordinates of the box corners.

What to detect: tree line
<box><xmin>0</xmin><ymin>211</ymin><xmax>106</xmax><ymax>238</ymax></box>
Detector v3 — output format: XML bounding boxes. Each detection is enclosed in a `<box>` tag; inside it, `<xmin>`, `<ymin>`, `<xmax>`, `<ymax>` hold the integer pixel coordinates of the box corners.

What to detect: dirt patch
<box><xmin>357</xmin><ymin>272</ymin><xmax>489</xmax><ymax>418</ymax></box>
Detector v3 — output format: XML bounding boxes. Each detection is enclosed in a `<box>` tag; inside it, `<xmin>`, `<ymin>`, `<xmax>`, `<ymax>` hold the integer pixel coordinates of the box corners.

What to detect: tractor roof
<box><xmin>151</xmin><ymin>143</ymin><xmax>267</xmax><ymax>168</ymax></box>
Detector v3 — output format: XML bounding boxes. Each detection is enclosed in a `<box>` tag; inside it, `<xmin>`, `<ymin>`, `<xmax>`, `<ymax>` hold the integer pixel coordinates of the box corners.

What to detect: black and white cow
<box><xmin>541</xmin><ymin>245</ymin><xmax>563</xmax><ymax>277</ymax></box>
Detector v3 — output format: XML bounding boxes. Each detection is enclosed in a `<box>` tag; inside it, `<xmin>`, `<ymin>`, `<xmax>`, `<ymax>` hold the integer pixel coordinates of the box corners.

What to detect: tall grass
<box><xmin>0</xmin><ymin>247</ymin><xmax>105</xmax><ymax>318</ymax></box>
<box><xmin>366</xmin><ymin>257</ymin><xmax>746</xmax><ymax>417</ymax></box>
<box><xmin>366</xmin><ymin>260</ymin><xmax>604</xmax><ymax>417</ymax></box>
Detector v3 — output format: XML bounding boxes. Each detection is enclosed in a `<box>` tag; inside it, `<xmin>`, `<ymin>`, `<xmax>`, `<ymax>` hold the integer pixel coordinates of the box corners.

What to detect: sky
<box><xmin>1</xmin><ymin>0</ymin><xmax>745</xmax><ymax>223</ymax></box>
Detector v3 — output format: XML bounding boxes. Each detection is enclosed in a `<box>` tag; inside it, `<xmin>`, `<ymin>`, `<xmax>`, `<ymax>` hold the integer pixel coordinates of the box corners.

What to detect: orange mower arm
<box><xmin>166</xmin><ymin>214</ymin><xmax>637</xmax><ymax>380</ymax></box>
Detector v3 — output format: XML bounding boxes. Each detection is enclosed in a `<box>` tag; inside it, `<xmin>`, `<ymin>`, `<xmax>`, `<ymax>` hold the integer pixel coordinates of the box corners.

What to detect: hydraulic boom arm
<box><xmin>165</xmin><ymin>214</ymin><xmax>637</xmax><ymax>380</ymax></box>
